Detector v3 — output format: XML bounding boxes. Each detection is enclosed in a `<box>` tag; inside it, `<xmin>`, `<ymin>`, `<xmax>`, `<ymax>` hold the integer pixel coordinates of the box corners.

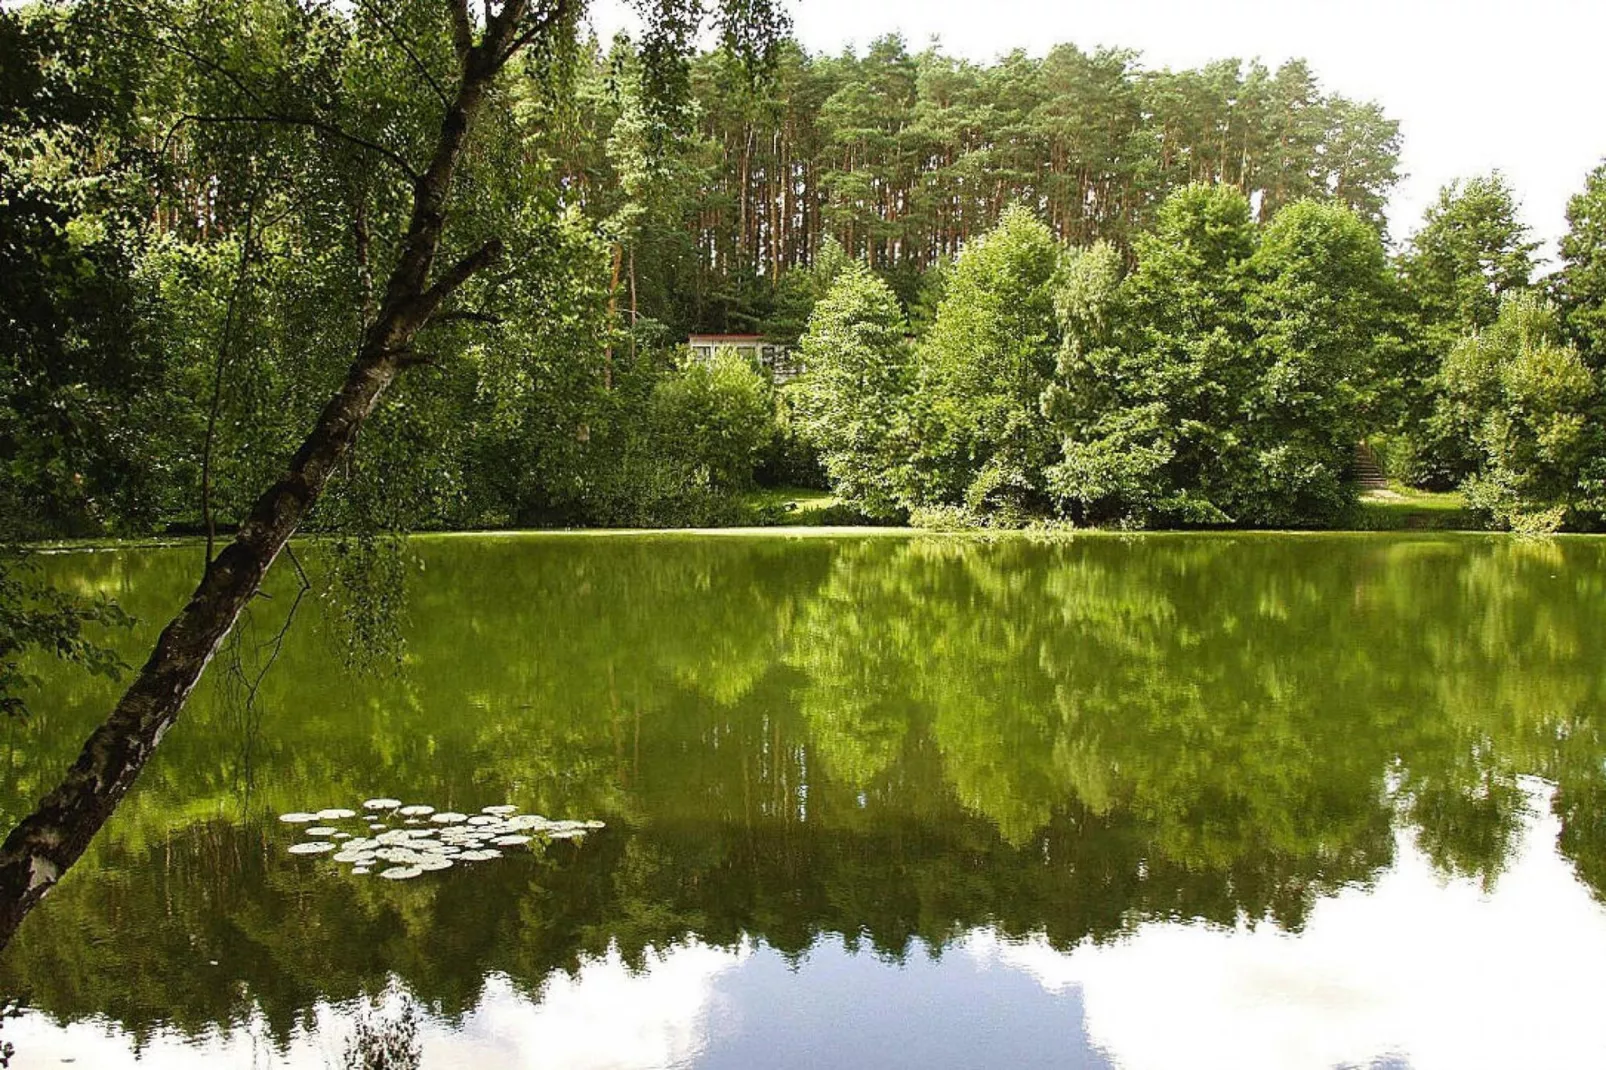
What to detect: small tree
<box><xmin>1399</xmin><ymin>173</ymin><xmax>1539</xmax><ymax>486</ymax></box>
<box><xmin>1050</xmin><ymin>184</ymin><xmax>1257</xmax><ymax>525</ymax></box>
<box><xmin>915</xmin><ymin>205</ymin><xmax>1062</xmax><ymax>517</ymax></box>
<box><xmin>1442</xmin><ymin>293</ymin><xmax>1606</xmax><ymax>532</ymax></box>
<box><xmin>1557</xmin><ymin>160</ymin><xmax>1606</xmax><ymax>365</ymax></box>
<box><xmin>793</xmin><ymin>261</ymin><xmax>913</xmax><ymax>517</ymax></box>
<box><xmin>1240</xmin><ymin>199</ymin><xmax>1398</xmax><ymax>525</ymax></box>
<box><xmin>651</xmin><ymin>349</ymin><xmax>774</xmax><ymax>492</ymax></box>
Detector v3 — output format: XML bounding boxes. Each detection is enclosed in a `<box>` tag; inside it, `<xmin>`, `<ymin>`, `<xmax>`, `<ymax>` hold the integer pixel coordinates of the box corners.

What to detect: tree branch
<box><xmin>428</xmin><ymin>309</ymin><xmax>504</xmax><ymax>325</ymax></box>
<box><xmin>108</xmin><ymin>8</ymin><xmax>419</xmax><ymax>180</ymax></box>
<box><xmin>448</xmin><ymin>0</ymin><xmax>473</xmax><ymax>59</ymax></box>
<box><xmin>352</xmin><ymin>0</ymin><xmax>451</xmax><ymax>108</ymax></box>
<box><xmin>169</xmin><ymin>114</ymin><xmax>420</xmax><ymax>181</ymax></box>
<box><xmin>420</xmin><ymin>239</ymin><xmax>505</xmax><ymax>315</ymax></box>
<box><xmin>504</xmin><ymin>0</ymin><xmax>572</xmax><ymax>63</ymax></box>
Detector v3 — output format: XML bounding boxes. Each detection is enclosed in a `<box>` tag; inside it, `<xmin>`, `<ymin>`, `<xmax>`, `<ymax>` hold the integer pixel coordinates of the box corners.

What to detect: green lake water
<box><xmin>3</xmin><ymin>532</ymin><xmax>1606</xmax><ymax>1068</ymax></box>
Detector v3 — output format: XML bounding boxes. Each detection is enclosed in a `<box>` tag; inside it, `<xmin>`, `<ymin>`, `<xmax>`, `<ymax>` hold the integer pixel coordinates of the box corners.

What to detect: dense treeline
<box><xmin>3</xmin><ymin>0</ymin><xmax>1606</xmax><ymax>556</ymax></box>
<box><xmin>557</xmin><ymin>37</ymin><xmax>1402</xmax><ymax>335</ymax></box>
<box><xmin>796</xmin><ymin>171</ymin><xmax>1606</xmax><ymax>531</ymax></box>
<box><xmin>1</xmin><ymin>2</ymin><xmax>1403</xmax><ymax>542</ymax></box>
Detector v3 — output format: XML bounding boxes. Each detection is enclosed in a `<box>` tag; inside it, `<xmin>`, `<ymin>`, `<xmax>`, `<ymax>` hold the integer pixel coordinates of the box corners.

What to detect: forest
<box><xmin>7</xmin><ymin>0</ymin><xmax>1604</xmax><ymax>549</ymax></box>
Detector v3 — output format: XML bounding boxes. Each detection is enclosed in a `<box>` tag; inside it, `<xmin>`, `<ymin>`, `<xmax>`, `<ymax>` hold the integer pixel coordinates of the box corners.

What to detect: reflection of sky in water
<box><xmin>11</xmin><ymin>781</ymin><xmax>1606</xmax><ymax>1069</ymax></box>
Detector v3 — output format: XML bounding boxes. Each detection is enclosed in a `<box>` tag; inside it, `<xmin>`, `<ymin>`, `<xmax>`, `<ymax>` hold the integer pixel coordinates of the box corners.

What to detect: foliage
<box><xmin>793</xmin><ymin>262</ymin><xmax>913</xmax><ymax>517</ymax></box>
<box><xmin>0</xmin><ymin>553</ymin><xmax>132</xmax><ymax>719</ymax></box>
<box><xmin>913</xmin><ymin>205</ymin><xmax>1063</xmax><ymax>518</ymax></box>
<box><xmin>650</xmin><ymin>349</ymin><xmax>775</xmax><ymax>492</ymax></box>
<box><xmin>1441</xmin><ymin>293</ymin><xmax>1606</xmax><ymax>531</ymax></box>
<box><xmin>1557</xmin><ymin>160</ymin><xmax>1606</xmax><ymax>364</ymax></box>
<box><xmin>1049</xmin><ymin>190</ymin><xmax>1398</xmax><ymax>527</ymax></box>
<box><xmin>1400</xmin><ymin>173</ymin><xmax>1538</xmax><ymax>336</ymax></box>
<box><xmin>1240</xmin><ymin>199</ymin><xmax>1402</xmax><ymax>524</ymax></box>
<box><xmin>1397</xmin><ymin>174</ymin><xmax>1540</xmax><ymax>488</ymax></box>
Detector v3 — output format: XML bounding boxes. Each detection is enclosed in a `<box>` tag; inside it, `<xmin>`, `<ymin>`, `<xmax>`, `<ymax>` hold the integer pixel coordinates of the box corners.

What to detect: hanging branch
<box><xmin>202</xmin><ymin>180</ymin><xmax>262</xmax><ymax>568</ymax></box>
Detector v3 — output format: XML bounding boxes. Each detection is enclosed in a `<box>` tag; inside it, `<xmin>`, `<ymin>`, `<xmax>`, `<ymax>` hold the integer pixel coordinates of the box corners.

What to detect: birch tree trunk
<box><xmin>0</xmin><ymin>0</ymin><xmax>552</xmax><ymax>951</ymax></box>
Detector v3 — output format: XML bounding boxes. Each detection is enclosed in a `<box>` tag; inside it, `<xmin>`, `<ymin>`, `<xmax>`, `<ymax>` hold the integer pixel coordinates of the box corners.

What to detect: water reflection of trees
<box><xmin>3</xmin><ymin>533</ymin><xmax>1605</xmax><ymax>1045</ymax></box>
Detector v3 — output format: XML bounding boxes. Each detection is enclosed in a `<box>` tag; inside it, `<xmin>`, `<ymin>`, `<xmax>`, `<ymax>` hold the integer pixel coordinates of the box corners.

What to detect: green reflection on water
<box><xmin>2</xmin><ymin>532</ymin><xmax>1605</xmax><ymax>1045</ymax></box>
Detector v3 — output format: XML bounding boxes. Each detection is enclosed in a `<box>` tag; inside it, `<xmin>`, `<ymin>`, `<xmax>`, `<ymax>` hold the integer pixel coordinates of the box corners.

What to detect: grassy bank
<box><xmin>1351</xmin><ymin>486</ymin><xmax>1480</xmax><ymax>531</ymax></box>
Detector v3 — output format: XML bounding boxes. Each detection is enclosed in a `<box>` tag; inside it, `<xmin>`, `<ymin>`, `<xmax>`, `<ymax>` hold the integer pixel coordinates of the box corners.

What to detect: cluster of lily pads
<box><xmin>279</xmin><ymin>798</ymin><xmax>603</xmax><ymax>881</ymax></box>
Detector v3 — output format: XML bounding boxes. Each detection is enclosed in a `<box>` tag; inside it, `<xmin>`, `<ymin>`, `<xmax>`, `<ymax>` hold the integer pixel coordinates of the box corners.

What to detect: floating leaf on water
<box><xmin>317</xmin><ymin>808</ymin><xmax>357</xmax><ymax>820</ymax></box>
<box><xmin>467</xmin><ymin>815</ymin><xmax>500</xmax><ymax>826</ymax></box>
<box><xmin>492</xmin><ymin>835</ymin><xmax>531</xmax><ymax>847</ymax></box>
<box><xmin>364</xmin><ymin>799</ymin><xmax>402</xmax><ymax>811</ymax></box>
<box><xmin>351</xmin><ymin>867</ymin><xmax>372</xmax><ymax>875</ymax></box>
<box><xmin>288</xmin><ymin>842</ymin><xmax>336</xmax><ymax>855</ymax></box>
<box><xmin>332</xmin><ymin>833</ymin><xmax>352</xmax><ymax>840</ymax></box>
<box><xmin>367</xmin><ymin>823</ymin><xmax>386</xmax><ymax>831</ymax></box>
<box><xmin>456</xmin><ymin>849</ymin><xmax>502</xmax><ymax>862</ymax></box>
<box><xmin>279</xmin><ymin>812</ymin><xmax>319</xmax><ymax>824</ymax></box>
<box><xmin>305</xmin><ymin>827</ymin><xmax>339</xmax><ymax>837</ymax></box>
<box><xmin>482</xmin><ymin>805</ymin><xmax>518</xmax><ymax>815</ymax></box>
<box><xmin>333</xmin><ymin>850</ymin><xmax>377</xmax><ymax>864</ymax></box>
<box><xmin>417</xmin><ymin>856</ymin><xmax>453</xmax><ymax>871</ymax></box>
<box><xmin>398</xmin><ymin>805</ymin><xmax>435</xmax><ymax>817</ymax></box>
<box><xmin>379</xmin><ymin>866</ymin><xmax>423</xmax><ymax>880</ymax></box>
<box><xmin>547</xmin><ymin>830</ymin><xmax>585</xmax><ymax>840</ymax></box>
<box><xmin>430</xmin><ymin>812</ymin><xmax>468</xmax><ymax>824</ymax></box>
<box><xmin>584</xmin><ymin>821</ymin><xmax>605</xmax><ymax>830</ymax></box>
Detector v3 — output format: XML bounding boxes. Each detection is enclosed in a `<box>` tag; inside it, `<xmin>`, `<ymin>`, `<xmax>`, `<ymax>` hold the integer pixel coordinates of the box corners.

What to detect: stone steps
<box><xmin>1352</xmin><ymin>443</ymin><xmax>1389</xmax><ymax>491</ymax></box>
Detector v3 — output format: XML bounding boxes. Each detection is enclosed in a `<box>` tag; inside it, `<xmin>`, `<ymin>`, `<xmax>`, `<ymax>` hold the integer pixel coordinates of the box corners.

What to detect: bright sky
<box><xmin>594</xmin><ymin>0</ymin><xmax>1606</xmax><ymax>260</ymax></box>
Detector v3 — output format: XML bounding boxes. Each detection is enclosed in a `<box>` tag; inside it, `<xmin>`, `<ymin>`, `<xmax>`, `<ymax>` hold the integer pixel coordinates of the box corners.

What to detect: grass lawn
<box><xmin>1351</xmin><ymin>484</ymin><xmax>1481</xmax><ymax>531</ymax></box>
<box><xmin>739</xmin><ymin>487</ymin><xmax>877</xmax><ymax>526</ymax></box>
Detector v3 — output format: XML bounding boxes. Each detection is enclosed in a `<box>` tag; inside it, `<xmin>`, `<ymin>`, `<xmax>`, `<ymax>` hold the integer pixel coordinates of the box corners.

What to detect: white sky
<box><xmin>594</xmin><ymin>0</ymin><xmax>1606</xmax><ymax>260</ymax></box>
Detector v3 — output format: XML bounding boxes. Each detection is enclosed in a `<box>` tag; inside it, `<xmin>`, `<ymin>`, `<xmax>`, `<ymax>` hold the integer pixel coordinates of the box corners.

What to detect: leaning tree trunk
<box><xmin>0</xmin><ymin>0</ymin><xmax>541</xmax><ymax>951</ymax></box>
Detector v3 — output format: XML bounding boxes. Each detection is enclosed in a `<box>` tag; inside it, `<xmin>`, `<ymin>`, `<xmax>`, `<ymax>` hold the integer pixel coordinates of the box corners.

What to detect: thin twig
<box><xmin>203</xmin><ymin>182</ymin><xmax>261</xmax><ymax>568</ymax></box>
<box><xmin>350</xmin><ymin>0</ymin><xmax>451</xmax><ymax>107</ymax></box>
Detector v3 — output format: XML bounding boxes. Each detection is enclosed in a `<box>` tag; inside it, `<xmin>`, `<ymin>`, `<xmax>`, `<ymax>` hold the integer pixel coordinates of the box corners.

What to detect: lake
<box><xmin>3</xmin><ymin>532</ymin><xmax>1606</xmax><ymax>1069</ymax></box>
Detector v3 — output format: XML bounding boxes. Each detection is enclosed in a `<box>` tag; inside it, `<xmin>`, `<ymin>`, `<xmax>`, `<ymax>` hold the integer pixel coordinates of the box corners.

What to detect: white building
<box><xmin>686</xmin><ymin>334</ymin><xmax>802</xmax><ymax>383</ymax></box>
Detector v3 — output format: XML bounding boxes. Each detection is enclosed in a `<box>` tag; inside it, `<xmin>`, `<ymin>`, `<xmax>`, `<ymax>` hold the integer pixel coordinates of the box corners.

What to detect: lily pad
<box><xmin>379</xmin><ymin>866</ymin><xmax>423</xmax><ymax>880</ymax></box>
<box><xmin>456</xmin><ymin>849</ymin><xmax>503</xmax><ymax>862</ymax></box>
<box><xmin>317</xmin><ymin>808</ymin><xmax>357</xmax><ymax>820</ymax></box>
<box><xmin>288</xmin><ymin>842</ymin><xmax>336</xmax><ymax>855</ymax></box>
<box><xmin>430</xmin><ymin>812</ymin><xmax>468</xmax><ymax>824</ymax></box>
<box><xmin>363</xmin><ymin>798</ymin><xmax>402</xmax><ymax>810</ymax></box>
<box><xmin>305</xmin><ymin>827</ymin><xmax>339</xmax><ymax>837</ymax></box>
<box><xmin>279</xmin><ymin>812</ymin><xmax>319</xmax><ymax>824</ymax></box>
<box><xmin>398</xmin><ymin>804</ymin><xmax>435</xmax><ymax>817</ymax></box>
<box><xmin>482</xmin><ymin>805</ymin><xmax>518</xmax><ymax>815</ymax></box>
<box><xmin>492</xmin><ymin>835</ymin><xmax>531</xmax><ymax>847</ymax></box>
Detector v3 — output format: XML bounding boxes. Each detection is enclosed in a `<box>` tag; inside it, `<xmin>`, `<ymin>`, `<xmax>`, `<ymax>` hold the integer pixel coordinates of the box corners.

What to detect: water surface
<box><xmin>3</xmin><ymin>532</ymin><xmax>1606</xmax><ymax>1068</ymax></box>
